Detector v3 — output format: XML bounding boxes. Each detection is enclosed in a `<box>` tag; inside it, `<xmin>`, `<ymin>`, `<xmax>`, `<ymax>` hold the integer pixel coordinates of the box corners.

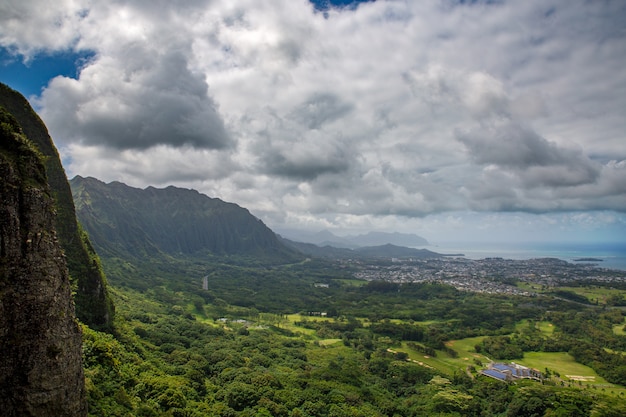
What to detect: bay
<box><xmin>428</xmin><ymin>241</ymin><xmax>626</xmax><ymax>271</ymax></box>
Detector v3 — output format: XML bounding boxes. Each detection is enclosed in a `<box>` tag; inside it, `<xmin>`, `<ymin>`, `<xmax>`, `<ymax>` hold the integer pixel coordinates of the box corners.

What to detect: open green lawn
<box><xmin>286</xmin><ymin>313</ymin><xmax>335</xmax><ymax>323</ymax></box>
<box><xmin>395</xmin><ymin>339</ymin><xmax>626</xmax><ymax>396</ymax></box>
<box><xmin>318</xmin><ymin>338</ymin><xmax>342</xmax><ymax>346</ymax></box>
<box><xmin>515</xmin><ymin>319</ymin><xmax>555</xmax><ymax>335</ymax></box>
<box><xmin>613</xmin><ymin>318</ymin><xmax>626</xmax><ymax>336</ymax></box>
<box><xmin>516</xmin><ymin>352</ymin><xmax>626</xmax><ymax>395</ymax></box>
<box><xmin>516</xmin><ymin>282</ymin><xmax>626</xmax><ymax>306</ymax></box>
<box><xmin>335</xmin><ymin>279</ymin><xmax>368</xmax><ymax>287</ymax></box>
<box><xmin>448</xmin><ymin>336</ymin><xmax>488</xmax><ymax>360</ymax></box>
<box><xmin>395</xmin><ymin>344</ymin><xmax>457</xmax><ymax>374</ymax></box>
<box><xmin>517</xmin><ymin>352</ymin><xmax>602</xmax><ymax>380</ymax></box>
<box><xmin>396</xmin><ymin>336</ymin><xmax>491</xmax><ymax>375</ymax></box>
<box><xmin>284</xmin><ymin>314</ymin><xmax>626</xmax><ymax>396</ymax></box>
<box><xmin>538</xmin><ymin>321</ymin><xmax>556</xmax><ymax>335</ymax></box>
<box><xmin>558</xmin><ymin>286</ymin><xmax>626</xmax><ymax>305</ymax></box>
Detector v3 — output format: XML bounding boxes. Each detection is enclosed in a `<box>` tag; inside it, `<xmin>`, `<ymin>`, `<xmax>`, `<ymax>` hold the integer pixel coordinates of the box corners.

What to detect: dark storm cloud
<box><xmin>39</xmin><ymin>45</ymin><xmax>232</xmax><ymax>151</ymax></box>
<box><xmin>289</xmin><ymin>92</ymin><xmax>354</xmax><ymax>129</ymax></box>
<box><xmin>457</xmin><ymin>122</ymin><xmax>600</xmax><ymax>187</ymax></box>
<box><xmin>262</xmin><ymin>139</ymin><xmax>352</xmax><ymax>180</ymax></box>
<box><xmin>265</xmin><ymin>153</ymin><xmax>350</xmax><ymax>180</ymax></box>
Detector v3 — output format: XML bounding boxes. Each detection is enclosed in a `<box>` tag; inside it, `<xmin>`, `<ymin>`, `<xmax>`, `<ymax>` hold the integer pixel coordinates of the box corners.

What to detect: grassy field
<box><xmin>394</xmin><ymin>338</ymin><xmax>626</xmax><ymax>396</ymax></box>
<box><xmin>515</xmin><ymin>319</ymin><xmax>555</xmax><ymax>336</ymax></box>
<box><xmin>559</xmin><ymin>286</ymin><xmax>626</xmax><ymax>305</ymax></box>
<box><xmin>395</xmin><ymin>336</ymin><xmax>491</xmax><ymax>375</ymax></box>
<box><xmin>516</xmin><ymin>352</ymin><xmax>626</xmax><ymax>395</ymax></box>
<box><xmin>286</xmin><ymin>313</ymin><xmax>336</xmax><ymax>323</ymax></box>
<box><xmin>335</xmin><ymin>279</ymin><xmax>368</xmax><ymax>287</ymax></box>
<box><xmin>517</xmin><ymin>352</ymin><xmax>601</xmax><ymax>380</ymax></box>
<box><xmin>612</xmin><ymin>318</ymin><xmax>626</xmax><ymax>336</ymax></box>
<box><xmin>537</xmin><ymin>321</ymin><xmax>556</xmax><ymax>335</ymax></box>
<box><xmin>318</xmin><ymin>338</ymin><xmax>342</xmax><ymax>346</ymax></box>
<box><xmin>281</xmin><ymin>313</ymin><xmax>626</xmax><ymax>396</ymax></box>
<box><xmin>516</xmin><ymin>282</ymin><xmax>626</xmax><ymax>306</ymax></box>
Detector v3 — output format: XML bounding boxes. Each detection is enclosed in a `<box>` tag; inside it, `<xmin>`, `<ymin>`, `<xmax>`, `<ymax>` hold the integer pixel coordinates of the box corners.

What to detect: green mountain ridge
<box><xmin>277</xmin><ymin>228</ymin><xmax>430</xmax><ymax>248</ymax></box>
<box><xmin>70</xmin><ymin>175</ymin><xmax>301</xmax><ymax>263</ymax></box>
<box><xmin>281</xmin><ymin>238</ymin><xmax>446</xmax><ymax>260</ymax></box>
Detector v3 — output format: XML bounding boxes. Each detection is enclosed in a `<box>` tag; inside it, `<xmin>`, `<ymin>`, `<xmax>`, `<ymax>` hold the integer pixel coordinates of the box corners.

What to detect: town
<box><xmin>347</xmin><ymin>256</ymin><xmax>626</xmax><ymax>296</ymax></box>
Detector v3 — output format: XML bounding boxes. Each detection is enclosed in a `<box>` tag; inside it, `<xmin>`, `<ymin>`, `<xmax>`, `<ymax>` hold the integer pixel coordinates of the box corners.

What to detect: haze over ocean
<box><xmin>430</xmin><ymin>241</ymin><xmax>626</xmax><ymax>271</ymax></box>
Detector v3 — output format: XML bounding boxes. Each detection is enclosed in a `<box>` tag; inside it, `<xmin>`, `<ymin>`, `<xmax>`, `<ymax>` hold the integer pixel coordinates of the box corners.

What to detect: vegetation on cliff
<box><xmin>0</xmin><ymin>83</ymin><xmax>114</xmax><ymax>330</ymax></box>
<box><xmin>0</xmin><ymin>106</ymin><xmax>87</xmax><ymax>416</ymax></box>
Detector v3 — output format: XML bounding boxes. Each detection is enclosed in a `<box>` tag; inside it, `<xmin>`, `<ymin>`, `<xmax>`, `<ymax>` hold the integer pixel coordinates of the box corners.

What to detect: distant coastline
<box><xmin>428</xmin><ymin>241</ymin><xmax>626</xmax><ymax>271</ymax></box>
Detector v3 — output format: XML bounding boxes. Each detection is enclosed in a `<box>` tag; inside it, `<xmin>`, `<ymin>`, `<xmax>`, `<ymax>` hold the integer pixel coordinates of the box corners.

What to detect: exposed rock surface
<box><xmin>0</xmin><ymin>108</ymin><xmax>87</xmax><ymax>415</ymax></box>
<box><xmin>0</xmin><ymin>83</ymin><xmax>113</xmax><ymax>330</ymax></box>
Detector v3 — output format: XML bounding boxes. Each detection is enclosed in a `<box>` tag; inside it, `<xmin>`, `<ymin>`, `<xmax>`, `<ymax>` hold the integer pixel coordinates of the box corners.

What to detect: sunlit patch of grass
<box><xmin>318</xmin><ymin>339</ymin><xmax>342</xmax><ymax>346</ymax></box>
<box><xmin>395</xmin><ymin>336</ymin><xmax>491</xmax><ymax>375</ymax></box>
<box><xmin>336</xmin><ymin>279</ymin><xmax>368</xmax><ymax>287</ymax></box>
<box><xmin>516</xmin><ymin>319</ymin><xmax>555</xmax><ymax>335</ymax></box>
<box><xmin>612</xmin><ymin>318</ymin><xmax>626</xmax><ymax>336</ymax></box>
<box><xmin>515</xmin><ymin>352</ymin><xmax>626</xmax><ymax>396</ymax></box>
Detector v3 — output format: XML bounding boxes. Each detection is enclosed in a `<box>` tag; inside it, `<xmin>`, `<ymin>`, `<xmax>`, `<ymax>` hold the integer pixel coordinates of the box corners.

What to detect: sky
<box><xmin>1</xmin><ymin>0</ymin><xmax>625</xmax><ymax>245</ymax></box>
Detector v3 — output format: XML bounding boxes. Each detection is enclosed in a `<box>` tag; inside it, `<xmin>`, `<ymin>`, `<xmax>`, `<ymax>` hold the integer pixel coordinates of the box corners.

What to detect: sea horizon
<box><xmin>427</xmin><ymin>241</ymin><xmax>626</xmax><ymax>271</ymax></box>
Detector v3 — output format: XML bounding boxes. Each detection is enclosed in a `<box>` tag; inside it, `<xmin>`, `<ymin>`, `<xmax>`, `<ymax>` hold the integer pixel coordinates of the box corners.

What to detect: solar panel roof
<box><xmin>482</xmin><ymin>369</ymin><xmax>508</xmax><ymax>381</ymax></box>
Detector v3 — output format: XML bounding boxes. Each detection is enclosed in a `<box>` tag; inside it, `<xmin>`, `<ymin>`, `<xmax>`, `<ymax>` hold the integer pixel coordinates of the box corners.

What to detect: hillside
<box><xmin>0</xmin><ymin>83</ymin><xmax>113</xmax><ymax>330</ymax></box>
<box><xmin>281</xmin><ymin>238</ymin><xmax>445</xmax><ymax>260</ymax></box>
<box><xmin>70</xmin><ymin>176</ymin><xmax>301</xmax><ymax>262</ymax></box>
<box><xmin>354</xmin><ymin>243</ymin><xmax>443</xmax><ymax>259</ymax></box>
<box><xmin>278</xmin><ymin>229</ymin><xmax>429</xmax><ymax>248</ymax></box>
<box><xmin>0</xmin><ymin>105</ymin><xmax>86</xmax><ymax>416</ymax></box>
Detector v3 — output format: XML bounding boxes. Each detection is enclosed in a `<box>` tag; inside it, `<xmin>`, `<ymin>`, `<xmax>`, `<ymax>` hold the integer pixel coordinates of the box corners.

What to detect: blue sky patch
<box><xmin>310</xmin><ymin>0</ymin><xmax>375</xmax><ymax>12</ymax></box>
<box><xmin>0</xmin><ymin>47</ymin><xmax>95</xmax><ymax>97</ymax></box>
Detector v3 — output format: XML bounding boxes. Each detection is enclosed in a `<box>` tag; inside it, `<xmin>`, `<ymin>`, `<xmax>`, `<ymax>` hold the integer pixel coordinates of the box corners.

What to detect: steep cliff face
<box><xmin>0</xmin><ymin>108</ymin><xmax>87</xmax><ymax>416</ymax></box>
<box><xmin>0</xmin><ymin>83</ymin><xmax>113</xmax><ymax>330</ymax></box>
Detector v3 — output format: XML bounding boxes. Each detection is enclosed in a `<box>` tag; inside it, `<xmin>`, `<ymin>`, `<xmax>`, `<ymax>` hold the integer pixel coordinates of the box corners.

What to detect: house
<box><xmin>481</xmin><ymin>362</ymin><xmax>542</xmax><ymax>382</ymax></box>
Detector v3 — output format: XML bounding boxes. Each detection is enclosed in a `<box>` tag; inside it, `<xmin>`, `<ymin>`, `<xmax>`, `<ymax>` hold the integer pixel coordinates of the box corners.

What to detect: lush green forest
<box><xmin>83</xmin><ymin>254</ymin><xmax>626</xmax><ymax>416</ymax></box>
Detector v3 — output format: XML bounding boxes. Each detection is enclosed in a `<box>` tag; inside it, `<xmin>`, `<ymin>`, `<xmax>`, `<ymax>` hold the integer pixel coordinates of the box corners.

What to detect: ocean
<box><xmin>428</xmin><ymin>241</ymin><xmax>626</xmax><ymax>271</ymax></box>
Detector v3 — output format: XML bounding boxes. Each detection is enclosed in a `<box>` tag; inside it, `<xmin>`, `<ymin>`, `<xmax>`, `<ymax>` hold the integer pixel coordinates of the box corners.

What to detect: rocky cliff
<box><xmin>0</xmin><ymin>107</ymin><xmax>87</xmax><ymax>415</ymax></box>
<box><xmin>0</xmin><ymin>83</ymin><xmax>113</xmax><ymax>330</ymax></box>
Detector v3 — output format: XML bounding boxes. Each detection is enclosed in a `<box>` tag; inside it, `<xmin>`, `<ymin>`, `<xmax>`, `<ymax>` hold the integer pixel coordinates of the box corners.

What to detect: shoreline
<box><xmin>426</xmin><ymin>241</ymin><xmax>626</xmax><ymax>271</ymax></box>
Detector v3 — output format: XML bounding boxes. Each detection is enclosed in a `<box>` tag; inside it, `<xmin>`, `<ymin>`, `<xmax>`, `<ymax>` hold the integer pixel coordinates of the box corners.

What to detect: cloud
<box><xmin>34</xmin><ymin>40</ymin><xmax>231</xmax><ymax>150</ymax></box>
<box><xmin>64</xmin><ymin>144</ymin><xmax>238</xmax><ymax>186</ymax></box>
<box><xmin>0</xmin><ymin>0</ymin><xmax>88</xmax><ymax>54</ymax></box>
<box><xmin>262</xmin><ymin>142</ymin><xmax>353</xmax><ymax>180</ymax></box>
<box><xmin>289</xmin><ymin>92</ymin><xmax>354</xmax><ymax>129</ymax></box>
<box><xmin>457</xmin><ymin>122</ymin><xmax>600</xmax><ymax>186</ymax></box>
<box><xmin>2</xmin><ymin>0</ymin><xmax>626</xmax><ymax>238</ymax></box>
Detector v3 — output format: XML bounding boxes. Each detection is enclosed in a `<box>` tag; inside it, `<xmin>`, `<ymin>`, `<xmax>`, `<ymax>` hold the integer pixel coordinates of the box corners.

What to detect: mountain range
<box><xmin>70</xmin><ymin>176</ymin><xmax>300</xmax><ymax>262</ymax></box>
<box><xmin>70</xmin><ymin>176</ymin><xmax>448</xmax><ymax>264</ymax></box>
<box><xmin>276</xmin><ymin>228</ymin><xmax>429</xmax><ymax>249</ymax></box>
<box><xmin>280</xmin><ymin>239</ymin><xmax>445</xmax><ymax>260</ymax></box>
